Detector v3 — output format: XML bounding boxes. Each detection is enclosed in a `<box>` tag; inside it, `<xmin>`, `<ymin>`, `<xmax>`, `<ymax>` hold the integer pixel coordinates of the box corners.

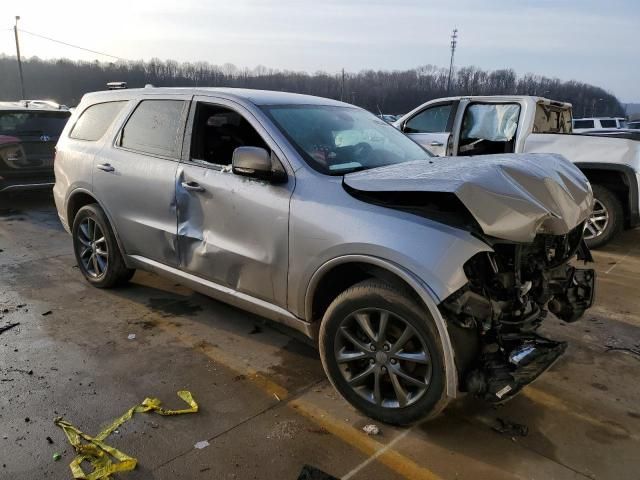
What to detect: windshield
<box><xmin>262</xmin><ymin>105</ymin><xmax>431</xmax><ymax>175</ymax></box>
<box><xmin>0</xmin><ymin>111</ymin><xmax>70</xmax><ymax>137</ymax></box>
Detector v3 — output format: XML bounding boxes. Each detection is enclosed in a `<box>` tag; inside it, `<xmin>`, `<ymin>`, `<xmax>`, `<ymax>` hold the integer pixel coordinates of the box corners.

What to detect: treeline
<box><xmin>0</xmin><ymin>55</ymin><xmax>624</xmax><ymax>117</ymax></box>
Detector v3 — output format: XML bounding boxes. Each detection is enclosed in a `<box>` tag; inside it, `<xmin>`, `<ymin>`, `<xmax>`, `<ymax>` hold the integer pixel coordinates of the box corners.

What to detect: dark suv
<box><xmin>0</xmin><ymin>102</ymin><xmax>71</xmax><ymax>193</ymax></box>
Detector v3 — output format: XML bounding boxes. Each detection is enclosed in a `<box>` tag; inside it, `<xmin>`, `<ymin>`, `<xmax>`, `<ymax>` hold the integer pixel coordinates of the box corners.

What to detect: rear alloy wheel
<box><xmin>320</xmin><ymin>280</ymin><xmax>447</xmax><ymax>425</ymax></box>
<box><xmin>72</xmin><ymin>204</ymin><xmax>134</xmax><ymax>288</ymax></box>
<box><xmin>584</xmin><ymin>185</ymin><xmax>622</xmax><ymax>249</ymax></box>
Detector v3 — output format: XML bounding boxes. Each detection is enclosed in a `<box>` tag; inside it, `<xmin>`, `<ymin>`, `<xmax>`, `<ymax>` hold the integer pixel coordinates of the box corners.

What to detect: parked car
<box><xmin>394</xmin><ymin>96</ymin><xmax>640</xmax><ymax>248</ymax></box>
<box><xmin>54</xmin><ymin>88</ymin><xmax>595</xmax><ymax>424</ymax></box>
<box><xmin>628</xmin><ymin>120</ymin><xmax>640</xmax><ymax>130</ymax></box>
<box><xmin>0</xmin><ymin>101</ymin><xmax>71</xmax><ymax>193</ymax></box>
<box><xmin>572</xmin><ymin>117</ymin><xmax>627</xmax><ymax>132</ymax></box>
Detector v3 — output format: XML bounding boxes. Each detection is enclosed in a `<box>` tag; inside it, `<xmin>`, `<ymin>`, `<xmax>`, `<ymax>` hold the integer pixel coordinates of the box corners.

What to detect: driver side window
<box><xmin>190</xmin><ymin>103</ymin><xmax>269</xmax><ymax>166</ymax></box>
<box><xmin>404</xmin><ymin>104</ymin><xmax>452</xmax><ymax>133</ymax></box>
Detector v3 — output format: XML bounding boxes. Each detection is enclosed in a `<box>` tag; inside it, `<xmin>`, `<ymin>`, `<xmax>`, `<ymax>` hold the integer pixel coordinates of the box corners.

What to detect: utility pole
<box><xmin>14</xmin><ymin>16</ymin><xmax>26</xmax><ymax>99</ymax></box>
<box><xmin>340</xmin><ymin>68</ymin><xmax>345</xmax><ymax>101</ymax></box>
<box><xmin>446</xmin><ymin>28</ymin><xmax>458</xmax><ymax>96</ymax></box>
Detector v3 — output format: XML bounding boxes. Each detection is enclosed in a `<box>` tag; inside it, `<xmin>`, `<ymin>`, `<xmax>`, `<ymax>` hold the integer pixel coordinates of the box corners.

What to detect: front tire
<box><xmin>319</xmin><ymin>279</ymin><xmax>447</xmax><ymax>425</ymax></box>
<box><xmin>72</xmin><ymin>204</ymin><xmax>134</xmax><ymax>288</ymax></box>
<box><xmin>584</xmin><ymin>185</ymin><xmax>623</xmax><ymax>249</ymax></box>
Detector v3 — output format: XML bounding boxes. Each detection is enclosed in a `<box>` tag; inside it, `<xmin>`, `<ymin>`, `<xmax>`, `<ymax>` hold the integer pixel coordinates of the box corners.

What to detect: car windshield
<box><xmin>0</xmin><ymin>111</ymin><xmax>70</xmax><ymax>137</ymax></box>
<box><xmin>262</xmin><ymin>105</ymin><xmax>431</xmax><ymax>175</ymax></box>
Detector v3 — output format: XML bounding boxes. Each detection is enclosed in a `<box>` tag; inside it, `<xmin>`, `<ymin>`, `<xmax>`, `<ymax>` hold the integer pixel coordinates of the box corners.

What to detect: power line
<box><xmin>18</xmin><ymin>29</ymin><xmax>128</xmax><ymax>61</ymax></box>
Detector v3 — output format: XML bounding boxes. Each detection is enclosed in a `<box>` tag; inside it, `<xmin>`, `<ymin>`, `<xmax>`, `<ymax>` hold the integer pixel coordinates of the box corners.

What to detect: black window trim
<box><xmin>68</xmin><ymin>100</ymin><xmax>127</xmax><ymax>143</ymax></box>
<box><xmin>113</xmin><ymin>98</ymin><xmax>191</xmax><ymax>162</ymax></box>
<box><xmin>401</xmin><ymin>100</ymin><xmax>459</xmax><ymax>134</ymax></box>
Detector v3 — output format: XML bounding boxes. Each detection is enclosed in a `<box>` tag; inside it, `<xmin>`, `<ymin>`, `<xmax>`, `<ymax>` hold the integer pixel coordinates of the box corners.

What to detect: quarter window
<box><xmin>120</xmin><ymin>100</ymin><xmax>186</xmax><ymax>157</ymax></box>
<box><xmin>69</xmin><ymin>101</ymin><xmax>126</xmax><ymax>141</ymax></box>
<box><xmin>573</xmin><ymin>120</ymin><xmax>594</xmax><ymax>129</ymax></box>
<box><xmin>404</xmin><ymin>104</ymin><xmax>452</xmax><ymax>133</ymax></box>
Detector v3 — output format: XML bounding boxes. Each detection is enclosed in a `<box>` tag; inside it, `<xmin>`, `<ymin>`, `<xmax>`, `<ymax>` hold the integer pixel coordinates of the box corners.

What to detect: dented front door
<box><xmin>175</xmin><ymin>98</ymin><xmax>293</xmax><ymax>307</ymax></box>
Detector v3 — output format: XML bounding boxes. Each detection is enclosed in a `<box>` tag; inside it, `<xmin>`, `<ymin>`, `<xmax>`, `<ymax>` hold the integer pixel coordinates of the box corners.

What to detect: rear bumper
<box><xmin>0</xmin><ymin>176</ymin><xmax>55</xmax><ymax>193</ymax></box>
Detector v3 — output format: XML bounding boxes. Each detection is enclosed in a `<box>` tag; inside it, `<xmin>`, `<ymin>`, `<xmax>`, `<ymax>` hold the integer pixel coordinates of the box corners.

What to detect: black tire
<box><xmin>584</xmin><ymin>185</ymin><xmax>623</xmax><ymax>249</ymax></box>
<box><xmin>71</xmin><ymin>204</ymin><xmax>134</xmax><ymax>288</ymax></box>
<box><xmin>319</xmin><ymin>279</ymin><xmax>448</xmax><ymax>425</ymax></box>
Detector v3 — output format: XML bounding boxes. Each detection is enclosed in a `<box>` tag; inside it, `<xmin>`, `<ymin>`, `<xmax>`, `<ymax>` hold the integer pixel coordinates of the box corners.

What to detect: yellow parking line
<box><xmin>523</xmin><ymin>387</ymin><xmax>638</xmax><ymax>442</ymax></box>
<box><xmin>291</xmin><ymin>399</ymin><xmax>441</xmax><ymax>480</ymax></box>
<box><xmin>154</xmin><ymin>319</ymin><xmax>442</xmax><ymax>480</ymax></box>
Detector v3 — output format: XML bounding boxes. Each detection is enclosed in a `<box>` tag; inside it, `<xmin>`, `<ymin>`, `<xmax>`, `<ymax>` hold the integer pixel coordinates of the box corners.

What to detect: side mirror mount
<box><xmin>232</xmin><ymin>147</ymin><xmax>286</xmax><ymax>183</ymax></box>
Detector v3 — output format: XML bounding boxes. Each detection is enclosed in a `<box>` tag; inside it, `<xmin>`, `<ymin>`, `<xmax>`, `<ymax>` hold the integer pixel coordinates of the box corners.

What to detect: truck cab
<box><xmin>394</xmin><ymin>96</ymin><xmax>640</xmax><ymax>248</ymax></box>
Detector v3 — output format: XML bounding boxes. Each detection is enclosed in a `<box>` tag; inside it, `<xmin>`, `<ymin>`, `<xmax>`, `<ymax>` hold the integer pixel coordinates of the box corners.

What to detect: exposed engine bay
<box><xmin>441</xmin><ymin>224</ymin><xmax>595</xmax><ymax>402</ymax></box>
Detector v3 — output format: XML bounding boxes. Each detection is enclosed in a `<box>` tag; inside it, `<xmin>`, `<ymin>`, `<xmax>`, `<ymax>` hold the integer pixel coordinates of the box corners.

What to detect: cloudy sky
<box><xmin>1</xmin><ymin>0</ymin><xmax>638</xmax><ymax>102</ymax></box>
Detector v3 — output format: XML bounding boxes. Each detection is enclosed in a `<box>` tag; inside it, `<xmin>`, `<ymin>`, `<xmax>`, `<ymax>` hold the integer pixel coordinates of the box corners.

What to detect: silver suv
<box><xmin>54</xmin><ymin>88</ymin><xmax>595</xmax><ymax>424</ymax></box>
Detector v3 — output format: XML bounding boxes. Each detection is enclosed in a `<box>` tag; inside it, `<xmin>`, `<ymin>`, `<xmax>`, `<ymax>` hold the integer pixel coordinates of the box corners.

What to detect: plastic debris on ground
<box><xmin>127</xmin><ymin>333</ymin><xmax>136</xmax><ymax>340</ymax></box>
<box><xmin>0</xmin><ymin>323</ymin><xmax>20</xmax><ymax>335</ymax></box>
<box><xmin>297</xmin><ymin>464</ymin><xmax>339</xmax><ymax>480</ymax></box>
<box><xmin>54</xmin><ymin>390</ymin><xmax>198</xmax><ymax>479</ymax></box>
<box><xmin>492</xmin><ymin>417</ymin><xmax>529</xmax><ymax>437</ymax></box>
<box><xmin>362</xmin><ymin>424</ymin><xmax>380</xmax><ymax>435</ymax></box>
<box><xmin>194</xmin><ymin>440</ymin><xmax>210</xmax><ymax>449</ymax></box>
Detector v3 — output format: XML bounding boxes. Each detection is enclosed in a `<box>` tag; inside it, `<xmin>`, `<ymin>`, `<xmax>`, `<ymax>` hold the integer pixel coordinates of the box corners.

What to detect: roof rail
<box><xmin>106</xmin><ymin>81</ymin><xmax>127</xmax><ymax>90</ymax></box>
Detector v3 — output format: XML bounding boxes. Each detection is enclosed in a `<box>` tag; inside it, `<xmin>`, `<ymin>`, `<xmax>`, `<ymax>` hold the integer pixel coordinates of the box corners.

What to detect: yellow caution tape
<box><xmin>55</xmin><ymin>390</ymin><xmax>198</xmax><ymax>479</ymax></box>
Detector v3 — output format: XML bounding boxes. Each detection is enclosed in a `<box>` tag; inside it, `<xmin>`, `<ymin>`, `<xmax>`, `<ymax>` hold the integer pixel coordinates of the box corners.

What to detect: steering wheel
<box><xmin>353</xmin><ymin>142</ymin><xmax>373</xmax><ymax>159</ymax></box>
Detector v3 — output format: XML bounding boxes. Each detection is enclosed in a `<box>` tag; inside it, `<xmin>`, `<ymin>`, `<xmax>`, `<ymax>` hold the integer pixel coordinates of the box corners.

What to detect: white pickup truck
<box><xmin>394</xmin><ymin>96</ymin><xmax>640</xmax><ymax>247</ymax></box>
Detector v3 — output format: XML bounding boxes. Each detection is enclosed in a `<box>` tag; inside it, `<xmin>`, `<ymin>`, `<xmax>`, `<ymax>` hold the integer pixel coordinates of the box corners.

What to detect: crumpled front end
<box><xmin>440</xmin><ymin>224</ymin><xmax>595</xmax><ymax>402</ymax></box>
<box><xmin>343</xmin><ymin>153</ymin><xmax>594</xmax><ymax>243</ymax></box>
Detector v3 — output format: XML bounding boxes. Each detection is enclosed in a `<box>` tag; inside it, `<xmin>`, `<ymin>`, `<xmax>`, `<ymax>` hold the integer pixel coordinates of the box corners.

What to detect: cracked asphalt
<box><xmin>1</xmin><ymin>192</ymin><xmax>639</xmax><ymax>479</ymax></box>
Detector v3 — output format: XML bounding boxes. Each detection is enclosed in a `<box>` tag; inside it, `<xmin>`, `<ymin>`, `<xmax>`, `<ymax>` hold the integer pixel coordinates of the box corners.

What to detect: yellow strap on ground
<box><xmin>54</xmin><ymin>390</ymin><xmax>198</xmax><ymax>479</ymax></box>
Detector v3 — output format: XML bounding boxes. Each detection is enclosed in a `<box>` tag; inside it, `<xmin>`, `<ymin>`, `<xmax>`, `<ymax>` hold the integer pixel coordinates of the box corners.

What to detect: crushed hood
<box><xmin>343</xmin><ymin>153</ymin><xmax>593</xmax><ymax>242</ymax></box>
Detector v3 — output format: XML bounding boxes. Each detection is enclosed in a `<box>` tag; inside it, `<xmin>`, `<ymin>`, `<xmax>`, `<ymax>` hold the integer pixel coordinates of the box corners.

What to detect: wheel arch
<box><xmin>305</xmin><ymin>255</ymin><xmax>459</xmax><ymax>398</ymax></box>
<box><xmin>65</xmin><ymin>188</ymin><xmax>130</xmax><ymax>264</ymax></box>
<box><xmin>575</xmin><ymin>162</ymin><xmax>639</xmax><ymax>228</ymax></box>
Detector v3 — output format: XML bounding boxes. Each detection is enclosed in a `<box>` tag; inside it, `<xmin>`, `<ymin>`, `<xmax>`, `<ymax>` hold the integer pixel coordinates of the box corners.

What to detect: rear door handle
<box><xmin>181</xmin><ymin>181</ymin><xmax>205</xmax><ymax>192</ymax></box>
<box><xmin>96</xmin><ymin>163</ymin><xmax>115</xmax><ymax>172</ymax></box>
<box><xmin>430</xmin><ymin>141</ymin><xmax>444</xmax><ymax>147</ymax></box>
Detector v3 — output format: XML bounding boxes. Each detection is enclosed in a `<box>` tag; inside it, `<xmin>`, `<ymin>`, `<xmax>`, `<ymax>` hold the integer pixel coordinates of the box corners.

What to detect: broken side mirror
<box><xmin>232</xmin><ymin>147</ymin><xmax>286</xmax><ymax>183</ymax></box>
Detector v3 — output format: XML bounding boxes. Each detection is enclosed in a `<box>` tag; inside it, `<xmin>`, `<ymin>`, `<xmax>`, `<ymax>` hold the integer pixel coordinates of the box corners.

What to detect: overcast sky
<box><xmin>1</xmin><ymin>0</ymin><xmax>638</xmax><ymax>102</ymax></box>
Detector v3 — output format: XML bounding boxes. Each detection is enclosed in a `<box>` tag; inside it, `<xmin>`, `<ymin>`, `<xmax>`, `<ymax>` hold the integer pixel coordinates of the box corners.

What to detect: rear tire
<box><xmin>584</xmin><ymin>185</ymin><xmax>622</xmax><ymax>249</ymax></box>
<box><xmin>319</xmin><ymin>279</ymin><xmax>448</xmax><ymax>425</ymax></box>
<box><xmin>72</xmin><ymin>204</ymin><xmax>134</xmax><ymax>288</ymax></box>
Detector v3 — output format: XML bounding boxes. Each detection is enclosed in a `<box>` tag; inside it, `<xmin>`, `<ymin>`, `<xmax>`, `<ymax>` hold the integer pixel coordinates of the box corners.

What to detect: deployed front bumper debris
<box><xmin>465</xmin><ymin>333</ymin><xmax>567</xmax><ymax>402</ymax></box>
<box><xmin>440</xmin><ymin>224</ymin><xmax>595</xmax><ymax>403</ymax></box>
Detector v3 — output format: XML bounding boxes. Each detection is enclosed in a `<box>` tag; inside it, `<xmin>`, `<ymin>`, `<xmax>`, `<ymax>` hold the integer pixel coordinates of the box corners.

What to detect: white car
<box><xmin>573</xmin><ymin>117</ymin><xmax>627</xmax><ymax>133</ymax></box>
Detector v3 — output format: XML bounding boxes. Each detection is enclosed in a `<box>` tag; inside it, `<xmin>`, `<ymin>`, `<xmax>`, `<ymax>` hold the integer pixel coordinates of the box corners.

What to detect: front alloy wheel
<box><xmin>583</xmin><ymin>198</ymin><xmax>609</xmax><ymax>242</ymax></box>
<box><xmin>320</xmin><ymin>279</ymin><xmax>447</xmax><ymax>425</ymax></box>
<box><xmin>335</xmin><ymin>308</ymin><xmax>432</xmax><ymax>408</ymax></box>
<box><xmin>583</xmin><ymin>185</ymin><xmax>623</xmax><ymax>249</ymax></box>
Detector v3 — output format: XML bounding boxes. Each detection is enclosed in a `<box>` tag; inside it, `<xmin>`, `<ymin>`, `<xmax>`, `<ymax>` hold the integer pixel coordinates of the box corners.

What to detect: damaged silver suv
<box><xmin>54</xmin><ymin>88</ymin><xmax>595</xmax><ymax>424</ymax></box>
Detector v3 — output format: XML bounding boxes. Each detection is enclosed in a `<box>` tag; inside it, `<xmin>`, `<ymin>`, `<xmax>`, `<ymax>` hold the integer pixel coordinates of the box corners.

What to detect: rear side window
<box><xmin>599</xmin><ymin>119</ymin><xmax>616</xmax><ymax>128</ymax></box>
<box><xmin>573</xmin><ymin>120</ymin><xmax>594</xmax><ymax>129</ymax></box>
<box><xmin>120</xmin><ymin>100</ymin><xmax>186</xmax><ymax>157</ymax></box>
<box><xmin>69</xmin><ymin>101</ymin><xmax>126</xmax><ymax>141</ymax></box>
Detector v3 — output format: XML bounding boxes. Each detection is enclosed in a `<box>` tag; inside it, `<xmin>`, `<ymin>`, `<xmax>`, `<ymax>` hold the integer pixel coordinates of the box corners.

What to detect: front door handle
<box><xmin>181</xmin><ymin>181</ymin><xmax>205</xmax><ymax>192</ymax></box>
<box><xmin>430</xmin><ymin>141</ymin><xmax>444</xmax><ymax>147</ymax></box>
<box><xmin>96</xmin><ymin>163</ymin><xmax>115</xmax><ymax>172</ymax></box>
